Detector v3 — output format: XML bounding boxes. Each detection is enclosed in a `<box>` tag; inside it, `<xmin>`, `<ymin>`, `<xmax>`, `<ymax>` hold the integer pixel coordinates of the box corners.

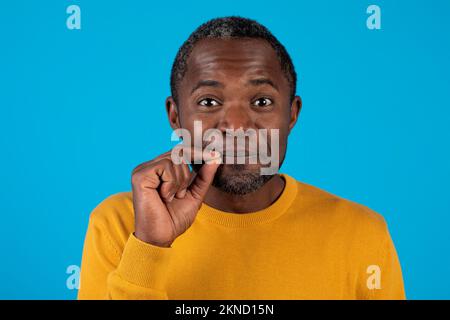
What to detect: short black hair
<box><xmin>170</xmin><ymin>16</ymin><xmax>297</xmax><ymax>105</ymax></box>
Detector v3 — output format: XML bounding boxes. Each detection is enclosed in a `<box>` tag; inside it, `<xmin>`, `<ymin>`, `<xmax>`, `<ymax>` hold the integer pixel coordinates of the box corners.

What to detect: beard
<box><xmin>212</xmin><ymin>164</ymin><xmax>275</xmax><ymax>195</ymax></box>
<box><xmin>192</xmin><ymin>163</ymin><xmax>279</xmax><ymax>196</ymax></box>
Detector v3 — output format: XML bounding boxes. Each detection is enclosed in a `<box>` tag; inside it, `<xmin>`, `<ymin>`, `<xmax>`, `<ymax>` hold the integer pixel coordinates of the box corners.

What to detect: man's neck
<box><xmin>203</xmin><ymin>174</ymin><xmax>286</xmax><ymax>213</ymax></box>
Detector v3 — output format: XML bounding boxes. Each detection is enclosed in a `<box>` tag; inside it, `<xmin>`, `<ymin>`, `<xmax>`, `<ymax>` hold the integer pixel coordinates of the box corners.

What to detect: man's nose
<box><xmin>216</xmin><ymin>103</ymin><xmax>254</xmax><ymax>132</ymax></box>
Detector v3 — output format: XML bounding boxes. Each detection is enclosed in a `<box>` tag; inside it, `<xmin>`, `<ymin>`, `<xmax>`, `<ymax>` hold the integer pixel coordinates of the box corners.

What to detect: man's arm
<box><xmin>78</xmin><ymin>149</ymin><xmax>220</xmax><ymax>299</ymax></box>
<box><xmin>78</xmin><ymin>211</ymin><xmax>173</xmax><ymax>299</ymax></box>
<box><xmin>368</xmin><ymin>227</ymin><xmax>406</xmax><ymax>299</ymax></box>
<box><xmin>356</xmin><ymin>218</ymin><xmax>406</xmax><ymax>300</ymax></box>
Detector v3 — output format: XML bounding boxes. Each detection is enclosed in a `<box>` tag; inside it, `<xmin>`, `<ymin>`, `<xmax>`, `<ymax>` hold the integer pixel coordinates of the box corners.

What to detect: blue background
<box><xmin>1</xmin><ymin>0</ymin><xmax>449</xmax><ymax>299</ymax></box>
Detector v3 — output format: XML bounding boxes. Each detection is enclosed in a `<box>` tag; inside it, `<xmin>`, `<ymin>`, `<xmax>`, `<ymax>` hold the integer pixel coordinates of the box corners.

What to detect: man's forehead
<box><xmin>184</xmin><ymin>38</ymin><xmax>284</xmax><ymax>82</ymax></box>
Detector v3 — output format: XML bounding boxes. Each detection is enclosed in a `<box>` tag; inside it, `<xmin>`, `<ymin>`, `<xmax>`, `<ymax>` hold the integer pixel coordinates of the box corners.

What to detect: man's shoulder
<box><xmin>288</xmin><ymin>176</ymin><xmax>388</xmax><ymax>236</ymax></box>
<box><xmin>88</xmin><ymin>191</ymin><xmax>134</xmax><ymax>231</ymax></box>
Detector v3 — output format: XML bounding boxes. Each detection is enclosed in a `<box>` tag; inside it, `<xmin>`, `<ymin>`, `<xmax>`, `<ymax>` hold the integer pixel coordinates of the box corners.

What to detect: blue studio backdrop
<box><xmin>0</xmin><ymin>0</ymin><xmax>449</xmax><ymax>299</ymax></box>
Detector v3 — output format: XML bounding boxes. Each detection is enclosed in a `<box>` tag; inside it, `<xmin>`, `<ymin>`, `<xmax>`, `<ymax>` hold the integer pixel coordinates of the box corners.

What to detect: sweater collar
<box><xmin>197</xmin><ymin>174</ymin><xmax>298</xmax><ymax>228</ymax></box>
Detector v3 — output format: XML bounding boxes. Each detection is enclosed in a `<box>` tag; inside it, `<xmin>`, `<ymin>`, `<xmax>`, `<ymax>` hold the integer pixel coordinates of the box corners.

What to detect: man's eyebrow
<box><xmin>191</xmin><ymin>80</ymin><xmax>224</xmax><ymax>94</ymax></box>
<box><xmin>247</xmin><ymin>78</ymin><xmax>279</xmax><ymax>91</ymax></box>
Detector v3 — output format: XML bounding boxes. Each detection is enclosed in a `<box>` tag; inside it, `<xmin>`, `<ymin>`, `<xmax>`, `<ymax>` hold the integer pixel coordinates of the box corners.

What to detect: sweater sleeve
<box><xmin>77</xmin><ymin>196</ymin><xmax>173</xmax><ymax>300</ymax></box>
<box><xmin>356</xmin><ymin>217</ymin><xmax>406</xmax><ymax>300</ymax></box>
<box><xmin>105</xmin><ymin>234</ymin><xmax>173</xmax><ymax>299</ymax></box>
<box><xmin>367</xmin><ymin>227</ymin><xmax>406</xmax><ymax>300</ymax></box>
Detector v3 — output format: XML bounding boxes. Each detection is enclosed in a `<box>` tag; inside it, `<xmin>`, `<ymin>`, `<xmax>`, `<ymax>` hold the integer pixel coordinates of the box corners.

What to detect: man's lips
<box><xmin>179</xmin><ymin>145</ymin><xmax>268</xmax><ymax>163</ymax></box>
<box><xmin>222</xmin><ymin>149</ymin><xmax>259</xmax><ymax>157</ymax></box>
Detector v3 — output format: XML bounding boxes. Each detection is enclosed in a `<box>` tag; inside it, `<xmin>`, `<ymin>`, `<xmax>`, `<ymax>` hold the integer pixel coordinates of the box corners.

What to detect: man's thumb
<box><xmin>188</xmin><ymin>152</ymin><xmax>221</xmax><ymax>201</ymax></box>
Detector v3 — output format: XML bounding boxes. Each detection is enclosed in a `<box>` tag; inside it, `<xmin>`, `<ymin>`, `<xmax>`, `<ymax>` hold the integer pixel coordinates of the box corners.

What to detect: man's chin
<box><xmin>211</xmin><ymin>164</ymin><xmax>274</xmax><ymax>195</ymax></box>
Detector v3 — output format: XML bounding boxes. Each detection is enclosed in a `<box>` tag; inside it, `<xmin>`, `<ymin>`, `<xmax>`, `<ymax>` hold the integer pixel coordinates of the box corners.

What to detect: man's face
<box><xmin>167</xmin><ymin>38</ymin><xmax>301</xmax><ymax>195</ymax></box>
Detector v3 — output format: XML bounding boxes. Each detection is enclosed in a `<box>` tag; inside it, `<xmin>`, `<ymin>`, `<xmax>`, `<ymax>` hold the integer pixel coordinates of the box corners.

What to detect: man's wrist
<box><xmin>133</xmin><ymin>231</ymin><xmax>173</xmax><ymax>248</ymax></box>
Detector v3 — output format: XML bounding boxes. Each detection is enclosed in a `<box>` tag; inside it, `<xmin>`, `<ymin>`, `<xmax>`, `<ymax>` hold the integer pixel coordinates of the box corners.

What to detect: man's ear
<box><xmin>166</xmin><ymin>96</ymin><xmax>181</xmax><ymax>130</ymax></box>
<box><xmin>288</xmin><ymin>95</ymin><xmax>302</xmax><ymax>132</ymax></box>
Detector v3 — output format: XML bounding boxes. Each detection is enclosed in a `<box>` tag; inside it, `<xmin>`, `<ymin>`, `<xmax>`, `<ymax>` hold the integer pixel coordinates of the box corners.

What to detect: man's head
<box><xmin>166</xmin><ymin>16</ymin><xmax>302</xmax><ymax>195</ymax></box>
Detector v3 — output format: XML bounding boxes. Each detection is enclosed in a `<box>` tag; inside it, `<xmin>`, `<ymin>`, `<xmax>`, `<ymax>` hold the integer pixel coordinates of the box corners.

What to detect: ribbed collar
<box><xmin>197</xmin><ymin>174</ymin><xmax>298</xmax><ymax>228</ymax></box>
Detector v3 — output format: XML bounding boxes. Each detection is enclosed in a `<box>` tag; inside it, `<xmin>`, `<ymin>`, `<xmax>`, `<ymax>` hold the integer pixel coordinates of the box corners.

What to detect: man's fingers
<box><xmin>156</xmin><ymin>159</ymin><xmax>180</xmax><ymax>202</ymax></box>
<box><xmin>132</xmin><ymin>150</ymin><xmax>175</xmax><ymax>175</ymax></box>
<box><xmin>133</xmin><ymin>148</ymin><xmax>221</xmax><ymax>202</ymax></box>
<box><xmin>172</xmin><ymin>145</ymin><xmax>224</xmax><ymax>165</ymax></box>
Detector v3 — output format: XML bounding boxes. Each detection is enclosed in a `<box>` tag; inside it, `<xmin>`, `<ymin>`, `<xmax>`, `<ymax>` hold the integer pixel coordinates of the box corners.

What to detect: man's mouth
<box><xmin>221</xmin><ymin>149</ymin><xmax>259</xmax><ymax>164</ymax></box>
<box><xmin>222</xmin><ymin>148</ymin><xmax>258</xmax><ymax>156</ymax></box>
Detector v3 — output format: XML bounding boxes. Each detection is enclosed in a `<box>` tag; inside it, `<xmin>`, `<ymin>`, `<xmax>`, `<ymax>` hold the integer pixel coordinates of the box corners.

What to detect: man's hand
<box><xmin>131</xmin><ymin>149</ymin><xmax>221</xmax><ymax>248</ymax></box>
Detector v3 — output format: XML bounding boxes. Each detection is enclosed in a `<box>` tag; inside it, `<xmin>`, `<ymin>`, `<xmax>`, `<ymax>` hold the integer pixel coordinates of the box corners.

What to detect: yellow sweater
<box><xmin>78</xmin><ymin>174</ymin><xmax>405</xmax><ymax>299</ymax></box>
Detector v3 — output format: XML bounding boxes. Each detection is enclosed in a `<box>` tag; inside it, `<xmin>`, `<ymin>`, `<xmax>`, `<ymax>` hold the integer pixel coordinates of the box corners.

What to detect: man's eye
<box><xmin>253</xmin><ymin>97</ymin><xmax>273</xmax><ymax>107</ymax></box>
<box><xmin>198</xmin><ymin>98</ymin><xmax>220</xmax><ymax>107</ymax></box>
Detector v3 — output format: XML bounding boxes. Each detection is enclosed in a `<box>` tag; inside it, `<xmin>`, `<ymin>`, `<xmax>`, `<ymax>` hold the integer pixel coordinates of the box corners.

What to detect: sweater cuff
<box><xmin>116</xmin><ymin>233</ymin><xmax>173</xmax><ymax>290</ymax></box>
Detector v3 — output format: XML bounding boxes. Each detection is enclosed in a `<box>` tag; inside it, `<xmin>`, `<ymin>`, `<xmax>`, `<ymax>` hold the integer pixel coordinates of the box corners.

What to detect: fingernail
<box><xmin>206</xmin><ymin>152</ymin><xmax>222</xmax><ymax>164</ymax></box>
<box><xmin>205</xmin><ymin>157</ymin><xmax>222</xmax><ymax>164</ymax></box>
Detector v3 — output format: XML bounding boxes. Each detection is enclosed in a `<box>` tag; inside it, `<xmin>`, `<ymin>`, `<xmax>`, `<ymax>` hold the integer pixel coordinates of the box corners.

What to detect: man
<box><xmin>78</xmin><ymin>16</ymin><xmax>405</xmax><ymax>299</ymax></box>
